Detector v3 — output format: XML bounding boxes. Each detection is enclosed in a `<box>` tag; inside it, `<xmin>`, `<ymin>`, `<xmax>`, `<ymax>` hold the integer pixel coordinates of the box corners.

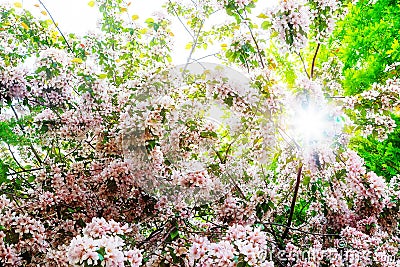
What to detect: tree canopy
<box><xmin>0</xmin><ymin>0</ymin><xmax>400</xmax><ymax>266</ymax></box>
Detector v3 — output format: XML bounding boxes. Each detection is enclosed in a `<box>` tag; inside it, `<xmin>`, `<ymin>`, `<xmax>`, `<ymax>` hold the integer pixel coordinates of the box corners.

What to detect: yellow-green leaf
<box><xmin>392</xmin><ymin>39</ymin><xmax>399</xmax><ymax>50</ymax></box>
<box><xmin>257</xmin><ymin>13</ymin><xmax>267</xmax><ymax>19</ymax></box>
<box><xmin>185</xmin><ymin>43</ymin><xmax>192</xmax><ymax>50</ymax></box>
<box><xmin>44</xmin><ymin>19</ymin><xmax>53</xmax><ymax>26</ymax></box>
<box><xmin>50</xmin><ymin>30</ymin><xmax>58</xmax><ymax>41</ymax></box>
<box><xmin>132</xmin><ymin>14</ymin><xmax>139</xmax><ymax>20</ymax></box>
<box><xmin>145</xmin><ymin>18</ymin><xmax>154</xmax><ymax>24</ymax></box>
<box><xmin>14</xmin><ymin>2</ymin><xmax>22</xmax><ymax>8</ymax></box>
<box><xmin>88</xmin><ymin>1</ymin><xmax>95</xmax><ymax>7</ymax></box>
<box><xmin>386</xmin><ymin>39</ymin><xmax>399</xmax><ymax>55</ymax></box>
<box><xmin>21</xmin><ymin>22</ymin><xmax>29</xmax><ymax>30</ymax></box>
<box><xmin>98</xmin><ymin>73</ymin><xmax>107</xmax><ymax>79</ymax></box>
<box><xmin>71</xmin><ymin>58</ymin><xmax>83</xmax><ymax>64</ymax></box>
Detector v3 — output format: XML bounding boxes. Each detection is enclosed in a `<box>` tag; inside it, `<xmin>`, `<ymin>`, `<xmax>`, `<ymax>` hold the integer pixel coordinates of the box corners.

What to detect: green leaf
<box><xmin>145</xmin><ymin>18</ymin><xmax>154</xmax><ymax>24</ymax></box>
<box><xmin>200</xmin><ymin>131</ymin><xmax>217</xmax><ymax>138</ymax></box>
<box><xmin>98</xmin><ymin>252</ymin><xmax>104</xmax><ymax>261</ymax></box>
<box><xmin>261</xmin><ymin>20</ymin><xmax>272</xmax><ymax>30</ymax></box>
<box><xmin>0</xmin><ymin>159</ymin><xmax>9</xmax><ymax>185</ymax></box>
<box><xmin>28</xmin><ymin>175</ymin><xmax>35</xmax><ymax>183</ymax></box>
<box><xmin>302</xmin><ymin>176</ymin><xmax>311</xmax><ymax>186</ymax></box>
<box><xmin>170</xmin><ymin>228</ymin><xmax>179</xmax><ymax>240</ymax></box>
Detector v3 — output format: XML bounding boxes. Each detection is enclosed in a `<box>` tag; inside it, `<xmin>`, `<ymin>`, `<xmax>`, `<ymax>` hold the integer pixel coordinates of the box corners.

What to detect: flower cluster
<box><xmin>67</xmin><ymin>217</ymin><xmax>142</xmax><ymax>267</ymax></box>
<box><xmin>344</xmin><ymin>150</ymin><xmax>388</xmax><ymax>206</ymax></box>
<box><xmin>221</xmin><ymin>0</ymin><xmax>254</xmax><ymax>9</ymax></box>
<box><xmin>0</xmin><ymin>63</ymin><xmax>28</xmax><ymax>102</ymax></box>
<box><xmin>0</xmin><ymin>196</ymin><xmax>50</xmax><ymax>266</ymax></box>
<box><xmin>188</xmin><ymin>224</ymin><xmax>273</xmax><ymax>266</ymax></box>
<box><xmin>30</xmin><ymin>48</ymin><xmax>73</xmax><ymax>107</ymax></box>
<box><xmin>309</xmin><ymin>0</ymin><xmax>344</xmax><ymax>42</ymax></box>
<box><xmin>266</xmin><ymin>0</ymin><xmax>312</xmax><ymax>52</ymax></box>
<box><xmin>345</xmin><ymin>77</ymin><xmax>400</xmax><ymax>141</ymax></box>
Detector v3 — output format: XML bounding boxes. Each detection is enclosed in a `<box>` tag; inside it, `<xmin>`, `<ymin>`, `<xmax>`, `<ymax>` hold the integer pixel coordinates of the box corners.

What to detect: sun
<box><xmin>292</xmin><ymin>106</ymin><xmax>328</xmax><ymax>144</ymax></box>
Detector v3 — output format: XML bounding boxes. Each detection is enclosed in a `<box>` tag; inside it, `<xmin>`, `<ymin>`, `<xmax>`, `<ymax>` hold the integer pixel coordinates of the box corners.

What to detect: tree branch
<box><xmin>310</xmin><ymin>43</ymin><xmax>320</xmax><ymax>79</ymax></box>
<box><xmin>182</xmin><ymin>19</ymin><xmax>204</xmax><ymax>74</ymax></box>
<box><xmin>281</xmin><ymin>163</ymin><xmax>303</xmax><ymax>241</ymax></box>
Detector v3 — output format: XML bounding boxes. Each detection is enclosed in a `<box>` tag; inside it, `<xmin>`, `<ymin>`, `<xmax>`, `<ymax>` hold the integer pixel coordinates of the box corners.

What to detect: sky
<box><xmin>1</xmin><ymin>0</ymin><xmax>211</xmax><ymax>64</ymax></box>
<box><xmin>1</xmin><ymin>0</ymin><xmax>277</xmax><ymax>64</ymax></box>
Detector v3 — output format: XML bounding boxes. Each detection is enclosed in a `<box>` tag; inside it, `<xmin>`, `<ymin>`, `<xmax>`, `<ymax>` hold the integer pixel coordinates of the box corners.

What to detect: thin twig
<box><xmin>242</xmin><ymin>50</ymin><xmax>251</xmax><ymax>73</ymax></box>
<box><xmin>7</xmin><ymin>167</ymin><xmax>44</xmax><ymax>176</ymax></box>
<box><xmin>277</xmin><ymin>126</ymin><xmax>300</xmax><ymax>151</ymax></box>
<box><xmin>189</xmin><ymin>52</ymin><xmax>220</xmax><ymax>65</ymax></box>
<box><xmin>168</xmin><ymin>0</ymin><xmax>194</xmax><ymax>39</ymax></box>
<box><xmin>10</xmin><ymin>105</ymin><xmax>43</xmax><ymax>164</ymax></box>
<box><xmin>296</xmin><ymin>51</ymin><xmax>310</xmax><ymax>79</ymax></box>
<box><xmin>236</xmin><ymin>8</ymin><xmax>265</xmax><ymax>68</ymax></box>
<box><xmin>7</xmin><ymin>144</ymin><xmax>25</xmax><ymax>171</ymax></box>
<box><xmin>229</xmin><ymin>173</ymin><xmax>247</xmax><ymax>199</ymax></box>
<box><xmin>38</xmin><ymin>0</ymin><xmax>73</xmax><ymax>53</ymax></box>
<box><xmin>137</xmin><ymin>227</ymin><xmax>164</xmax><ymax>248</ymax></box>
<box><xmin>246</xmin><ymin>22</ymin><xmax>265</xmax><ymax>69</ymax></box>
<box><xmin>326</xmin><ymin>96</ymin><xmax>345</xmax><ymax>99</ymax></box>
<box><xmin>265</xmin><ymin>222</ymin><xmax>340</xmax><ymax>237</ymax></box>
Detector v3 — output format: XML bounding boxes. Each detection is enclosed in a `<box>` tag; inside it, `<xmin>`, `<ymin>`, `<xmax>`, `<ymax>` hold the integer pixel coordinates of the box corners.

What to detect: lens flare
<box><xmin>292</xmin><ymin>106</ymin><xmax>328</xmax><ymax>144</ymax></box>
